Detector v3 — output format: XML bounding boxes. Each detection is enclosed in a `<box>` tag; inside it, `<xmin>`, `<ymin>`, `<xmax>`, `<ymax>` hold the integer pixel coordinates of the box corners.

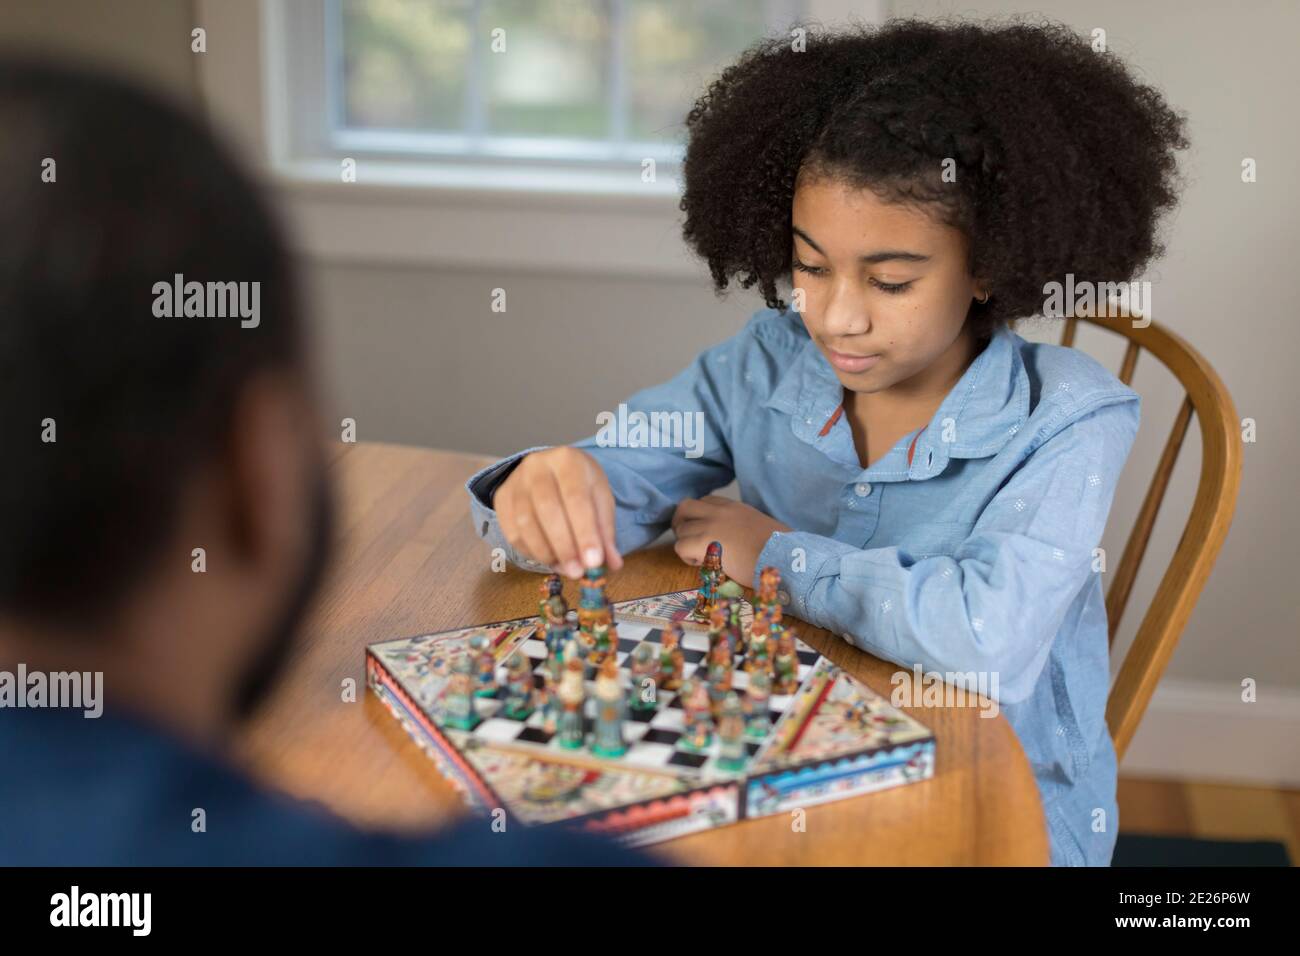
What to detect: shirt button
<box><xmin>854</xmin><ymin>482</ymin><xmax>872</xmax><ymax>497</ymax></box>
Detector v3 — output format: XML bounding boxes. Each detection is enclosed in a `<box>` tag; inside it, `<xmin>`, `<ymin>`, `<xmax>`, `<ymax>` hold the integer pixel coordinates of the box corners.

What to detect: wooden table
<box><xmin>236</xmin><ymin>442</ymin><xmax>1050</xmax><ymax>865</ymax></box>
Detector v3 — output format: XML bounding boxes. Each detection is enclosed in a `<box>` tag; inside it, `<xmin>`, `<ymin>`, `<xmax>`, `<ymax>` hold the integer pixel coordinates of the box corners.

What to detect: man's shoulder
<box><xmin>0</xmin><ymin>708</ymin><xmax>650</xmax><ymax>866</ymax></box>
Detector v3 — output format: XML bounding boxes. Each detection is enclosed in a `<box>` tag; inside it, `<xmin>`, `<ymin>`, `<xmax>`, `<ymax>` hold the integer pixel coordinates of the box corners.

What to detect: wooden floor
<box><xmin>1119</xmin><ymin>776</ymin><xmax>1300</xmax><ymax>864</ymax></box>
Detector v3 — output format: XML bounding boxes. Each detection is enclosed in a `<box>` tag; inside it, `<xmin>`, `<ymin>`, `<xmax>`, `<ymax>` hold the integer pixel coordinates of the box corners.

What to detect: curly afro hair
<box><xmin>680</xmin><ymin>17</ymin><xmax>1189</xmax><ymax>337</ymax></box>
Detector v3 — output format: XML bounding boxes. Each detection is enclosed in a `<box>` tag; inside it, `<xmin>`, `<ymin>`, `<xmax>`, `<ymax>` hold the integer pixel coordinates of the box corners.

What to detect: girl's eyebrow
<box><xmin>792</xmin><ymin>225</ymin><xmax>931</xmax><ymax>264</ymax></box>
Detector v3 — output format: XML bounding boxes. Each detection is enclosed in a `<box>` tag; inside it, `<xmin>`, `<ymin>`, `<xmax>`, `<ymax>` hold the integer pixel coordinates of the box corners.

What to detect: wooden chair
<box><xmin>1058</xmin><ymin>314</ymin><xmax>1241</xmax><ymax>761</ymax></box>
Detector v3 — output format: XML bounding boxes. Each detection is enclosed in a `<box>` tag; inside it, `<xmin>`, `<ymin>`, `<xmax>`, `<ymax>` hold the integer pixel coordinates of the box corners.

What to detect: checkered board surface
<box><xmin>462</xmin><ymin>621</ymin><xmax>822</xmax><ymax>780</ymax></box>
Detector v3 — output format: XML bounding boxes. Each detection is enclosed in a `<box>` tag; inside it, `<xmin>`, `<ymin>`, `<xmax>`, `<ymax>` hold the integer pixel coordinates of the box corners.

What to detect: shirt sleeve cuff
<box><xmin>755</xmin><ymin>530</ymin><xmax>859</xmax><ymax>626</ymax></box>
<box><xmin>465</xmin><ymin>445</ymin><xmax>554</xmax><ymax>574</ymax></box>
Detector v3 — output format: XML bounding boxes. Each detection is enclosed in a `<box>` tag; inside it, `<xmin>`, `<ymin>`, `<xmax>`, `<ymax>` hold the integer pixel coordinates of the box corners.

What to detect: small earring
<box><xmin>976</xmin><ymin>290</ymin><xmax>990</xmax><ymax>304</ymax></box>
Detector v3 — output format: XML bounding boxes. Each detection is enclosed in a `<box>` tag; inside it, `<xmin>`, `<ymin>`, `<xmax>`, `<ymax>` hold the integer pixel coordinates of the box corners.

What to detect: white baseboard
<box><xmin>1118</xmin><ymin>678</ymin><xmax>1300</xmax><ymax>787</ymax></box>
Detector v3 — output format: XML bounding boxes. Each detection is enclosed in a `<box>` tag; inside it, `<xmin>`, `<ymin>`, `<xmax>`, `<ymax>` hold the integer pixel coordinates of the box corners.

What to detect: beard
<box><xmin>228</xmin><ymin>465</ymin><xmax>334</xmax><ymax>723</ymax></box>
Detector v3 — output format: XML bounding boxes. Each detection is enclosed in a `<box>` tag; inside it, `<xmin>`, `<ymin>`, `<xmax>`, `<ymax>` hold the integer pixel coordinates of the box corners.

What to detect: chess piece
<box><xmin>502</xmin><ymin>652</ymin><xmax>535</xmax><ymax>720</ymax></box>
<box><xmin>706</xmin><ymin>637</ymin><xmax>733</xmax><ymax>719</ymax></box>
<box><xmin>590</xmin><ymin>656</ymin><xmax>627</xmax><ymax>758</ymax></box>
<box><xmin>470</xmin><ymin>632</ymin><xmax>497</xmax><ymax>697</ymax></box>
<box><xmin>706</xmin><ymin>603</ymin><xmax>730</xmax><ymax>658</ymax></box>
<box><xmin>659</xmin><ymin>623</ymin><xmax>685</xmax><ymax>691</ymax></box>
<box><xmin>441</xmin><ymin>653</ymin><xmax>481</xmax><ymax>730</ymax></box>
<box><xmin>679</xmin><ymin>679</ymin><xmax>714</xmax><ymax>751</ymax></box>
<box><xmin>538</xmin><ymin>646</ymin><xmax>566</xmax><ymax>733</ymax></box>
<box><xmin>773</xmin><ymin>628</ymin><xmax>799</xmax><ymax>694</ymax></box>
<box><xmin>755</xmin><ymin>566</ymin><xmax>783</xmax><ymax>626</ymax></box>
<box><xmin>538</xmin><ymin>573</ymin><xmax>563</xmax><ymax>627</ymax></box>
<box><xmin>744</xmin><ymin>669</ymin><xmax>772</xmax><ymax>740</ymax></box>
<box><xmin>543</xmin><ymin>594</ymin><xmax>571</xmax><ymax>655</ymax></box>
<box><xmin>557</xmin><ymin>656</ymin><xmax>586</xmax><ymax>750</ymax></box>
<box><xmin>690</xmin><ymin>540</ymin><xmax>728</xmax><ymax>621</ymax></box>
<box><xmin>628</xmin><ymin>643</ymin><xmax>659</xmax><ymax>711</ymax></box>
<box><xmin>716</xmin><ymin>693</ymin><xmax>747</xmax><ymax>771</ymax></box>
<box><xmin>577</xmin><ymin>564</ymin><xmax>611</xmax><ymax>652</ymax></box>
<box><xmin>588</xmin><ymin>616</ymin><xmax>617</xmax><ymax>666</ymax></box>
<box><xmin>745</xmin><ymin>616</ymin><xmax>774</xmax><ymax>678</ymax></box>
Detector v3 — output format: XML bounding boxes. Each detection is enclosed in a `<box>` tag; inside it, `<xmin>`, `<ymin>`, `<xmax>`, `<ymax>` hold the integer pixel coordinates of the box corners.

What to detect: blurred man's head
<box><xmin>0</xmin><ymin>59</ymin><xmax>332</xmax><ymax>740</ymax></box>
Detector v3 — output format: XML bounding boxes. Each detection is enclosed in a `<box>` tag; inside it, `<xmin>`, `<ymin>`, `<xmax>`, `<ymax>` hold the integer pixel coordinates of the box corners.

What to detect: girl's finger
<box><xmin>528</xmin><ymin>470</ymin><xmax>582</xmax><ymax>578</ymax></box>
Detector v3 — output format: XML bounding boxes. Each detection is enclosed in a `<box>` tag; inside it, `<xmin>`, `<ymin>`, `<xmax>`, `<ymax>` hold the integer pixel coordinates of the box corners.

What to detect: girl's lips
<box><xmin>827</xmin><ymin>348</ymin><xmax>881</xmax><ymax>373</ymax></box>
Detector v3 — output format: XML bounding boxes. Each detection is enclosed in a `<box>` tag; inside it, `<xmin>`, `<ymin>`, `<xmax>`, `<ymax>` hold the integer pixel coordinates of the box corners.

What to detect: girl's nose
<box><xmin>820</xmin><ymin>285</ymin><xmax>872</xmax><ymax>338</ymax></box>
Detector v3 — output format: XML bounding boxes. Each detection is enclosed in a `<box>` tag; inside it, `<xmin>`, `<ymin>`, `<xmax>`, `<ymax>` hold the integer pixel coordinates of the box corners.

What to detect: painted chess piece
<box><xmin>539</xmin><ymin>573</ymin><xmax>563</xmax><ymax>626</ymax></box>
<box><xmin>659</xmin><ymin>623</ymin><xmax>685</xmax><ymax>691</ymax></box>
<box><xmin>502</xmin><ymin>652</ymin><xmax>535</xmax><ymax>720</ymax></box>
<box><xmin>470</xmin><ymin>632</ymin><xmax>497</xmax><ymax>697</ymax></box>
<box><xmin>690</xmin><ymin>540</ymin><xmax>728</xmax><ymax>622</ymax></box>
<box><xmin>591</xmin><ymin>656</ymin><xmax>628</xmax><ymax>758</ymax></box>
<box><xmin>754</xmin><ymin>566</ymin><xmax>783</xmax><ymax>626</ymax></box>
<box><xmin>539</xmin><ymin>643</ymin><xmax>570</xmax><ymax>733</ymax></box>
<box><xmin>577</xmin><ymin>564</ymin><xmax>611</xmax><ymax>652</ymax></box>
<box><xmin>543</xmin><ymin>593</ymin><xmax>571</xmax><ymax>656</ymax></box>
<box><xmin>587</xmin><ymin>616</ymin><xmax>617</xmax><ymax>666</ymax></box>
<box><xmin>706</xmin><ymin>603</ymin><xmax>731</xmax><ymax>658</ymax></box>
<box><xmin>628</xmin><ymin>643</ymin><xmax>659</xmax><ymax>712</ymax></box>
<box><xmin>441</xmin><ymin>653</ymin><xmax>481</xmax><ymax>730</ymax></box>
<box><xmin>706</xmin><ymin>637</ymin><xmax>733</xmax><ymax>719</ymax></box>
<box><xmin>679</xmin><ymin>678</ymin><xmax>714</xmax><ymax>752</ymax></box>
<box><xmin>716</xmin><ymin>693</ymin><xmax>748</xmax><ymax>771</ymax></box>
<box><xmin>557</xmin><ymin>655</ymin><xmax>586</xmax><ymax>750</ymax></box>
<box><xmin>744</xmin><ymin>668</ymin><xmax>772</xmax><ymax>739</ymax></box>
<box><xmin>744</xmin><ymin>616</ymin><xmax>774</xmax><ymax>679</ymax></box>
<box><xmin>773</xmin><ymin>627</ymin><xmax>800</xmax><ymax>695</ymax></box>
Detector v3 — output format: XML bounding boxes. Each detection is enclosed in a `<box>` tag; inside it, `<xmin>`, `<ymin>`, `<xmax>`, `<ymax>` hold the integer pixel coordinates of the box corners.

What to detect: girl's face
<box><xmin>790</xmin><ymin>175</ymin><xmax>987</xmax><ymax>396</ymax></box>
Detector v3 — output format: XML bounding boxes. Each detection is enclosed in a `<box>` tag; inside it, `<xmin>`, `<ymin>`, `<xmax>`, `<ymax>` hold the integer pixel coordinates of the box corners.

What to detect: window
<box><xmin>331</xmin><ymin>0</ymin><xmax>805</xmax><ymax>168</ymax></box>
<box><xmin>276</xmin><ymin>0</ymin><xmax>804</xmax><ymax>176</ymax></box>
<box><xmin>197</xmin><ymin>0</ymin><xmax>880</xmax><ymax>272</ymax></box>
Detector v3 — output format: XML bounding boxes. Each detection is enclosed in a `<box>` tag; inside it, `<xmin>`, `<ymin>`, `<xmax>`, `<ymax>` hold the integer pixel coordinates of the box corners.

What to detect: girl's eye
<box><xmin>792</xmin><ymin>259</ymin><xmax>913</xmax><ymax>295</ymax></box>
<box><xmin>791</xmin><ymin>259</ymin><xmax>826</xmax><ymax>277</ymax></box>
<box><xmin>871</xmin><ymin>277</ymin><xmax>913</xmax><ymax>295</ymax></box>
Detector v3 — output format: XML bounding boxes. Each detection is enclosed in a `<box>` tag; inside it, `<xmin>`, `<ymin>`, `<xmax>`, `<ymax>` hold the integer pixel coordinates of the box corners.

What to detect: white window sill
<box><xmin>272</xmin><ymin>159</ymin><xmax>698</xmax><ymax>277</ymax></box>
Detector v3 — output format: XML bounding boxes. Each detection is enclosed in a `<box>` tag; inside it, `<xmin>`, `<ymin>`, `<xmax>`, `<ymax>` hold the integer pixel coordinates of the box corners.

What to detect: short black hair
<box><xmin>0</xmin><ymin>59</ymin><xmax>304</xmax><ymax>623</ymax></box>
<box><xmin>680</xmin><ymin>17</ymin><xmax>1189</xmax><ymax>337</ymax></box>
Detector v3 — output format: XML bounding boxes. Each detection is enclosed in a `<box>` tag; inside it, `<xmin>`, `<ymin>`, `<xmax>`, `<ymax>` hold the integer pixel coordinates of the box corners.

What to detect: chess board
<box><xmin>366</xmin><ymin>588</ymin><xmax>936</xmax><ymax>847</ymax></box>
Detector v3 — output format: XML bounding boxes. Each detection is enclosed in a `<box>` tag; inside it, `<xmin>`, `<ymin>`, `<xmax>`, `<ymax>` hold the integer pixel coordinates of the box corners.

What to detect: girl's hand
<box><xmin>494</xmin><ymin>447</ymin><xmax>623</xmax><ymax>578</ymax></box>
<box><xmin>671</xmin><ymin>495</ymin><xmax>791</xmax><ymax>587</ymax></box>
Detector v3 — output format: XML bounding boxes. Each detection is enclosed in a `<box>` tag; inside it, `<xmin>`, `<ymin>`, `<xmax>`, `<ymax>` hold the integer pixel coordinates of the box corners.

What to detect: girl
<box><xmin>466</xmin><ymin>19</ymin><xmax>1187</xmax><ymax>866</ymax></box>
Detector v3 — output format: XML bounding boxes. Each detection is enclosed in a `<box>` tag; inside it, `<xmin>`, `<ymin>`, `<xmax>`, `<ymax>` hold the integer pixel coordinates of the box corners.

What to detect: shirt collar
<box><xmin>764</xmin><ymin>321</ymin><xmax>1030</xmax><ymax>479</ymax></box>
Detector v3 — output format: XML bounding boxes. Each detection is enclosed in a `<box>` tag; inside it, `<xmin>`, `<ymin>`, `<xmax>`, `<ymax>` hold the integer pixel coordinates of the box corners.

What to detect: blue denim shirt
<box><xmin>467</xmin><ymin>308</ymin><xmax>1140</xmax><ymax>866</ymax></box>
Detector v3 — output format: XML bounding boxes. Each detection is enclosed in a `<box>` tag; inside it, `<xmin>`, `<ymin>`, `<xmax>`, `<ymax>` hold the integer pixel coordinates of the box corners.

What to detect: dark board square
<box><xmin>682</xmin><ymin>650</ymin><xmax>706</xmax><ymax>664</ymax></box>
<box><xmin>517</xmin><ymin>726</ymin><xmax>553</xmax><ymax>745</ymax></box>
<box><xmin>797</xmin><ymin>650</ymin><xmax>820</xmax><ymax>665</ymax></box>
<box><xmin>616</xmin><ymin>637</ymin><xmax>642</xmax><ymax>654</ymax></box>
<box><xmin>668</xmin><ymin>751</ymin><xmax>709</xmax><ymax>769</ymax></box>
<box><xmin>641</xmin><ymin>728</ymin><xmax>682</xmax><ymax>746</ymax></box>
<box><xmin>627</xmin><ymin>707</ymin><xmax>658</xmax><ymax>723</ymax></box>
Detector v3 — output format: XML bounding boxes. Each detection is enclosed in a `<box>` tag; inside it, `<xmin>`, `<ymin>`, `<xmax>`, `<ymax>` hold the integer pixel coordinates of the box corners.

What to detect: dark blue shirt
<box><xmin>0</xmin><ymin>705</ymin><xmax>650</xmax><ymax>866</ymax></box>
